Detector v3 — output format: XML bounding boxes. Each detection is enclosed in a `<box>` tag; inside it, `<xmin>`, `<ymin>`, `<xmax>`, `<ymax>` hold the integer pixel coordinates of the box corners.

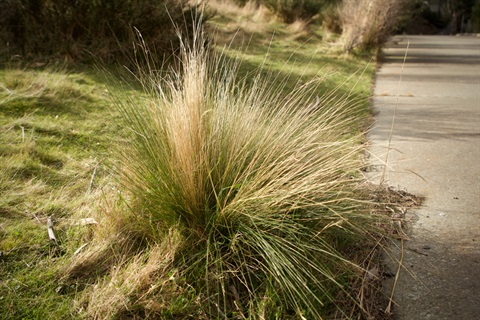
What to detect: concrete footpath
<box><xmin>368</xmin><ymin>35</ymin><xmax>480</xmax><ymax>319</ymax></box>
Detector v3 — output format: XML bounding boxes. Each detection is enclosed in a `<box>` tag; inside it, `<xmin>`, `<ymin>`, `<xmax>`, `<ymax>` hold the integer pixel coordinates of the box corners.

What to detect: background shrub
<box><xmin>319</xmin><ymin>2</ymin><xmax>342</xmax><ymax>33</ymax></box>
<box><xmin>0</xmin><ymin>0</ymin><xmax>195</xmax><ymax>64</ymax></box>
<box><xmin>472</xmin><ymin>0</ymin><xmax>480</xmax><ymax>32</ymax></box>
<box><xmin>340</xmin><ymin>0</ymin><xmax>411</xmax><ymax>52</ymax></box>
<box><xmin>339</xmin><ymin>0</ymin><xmax>478</xmax><ymax>51</ymax></box>
<box><xmin>230</xmin><ymin>0</ymin><xmax>251</xmax><ymax>5</ymax></box>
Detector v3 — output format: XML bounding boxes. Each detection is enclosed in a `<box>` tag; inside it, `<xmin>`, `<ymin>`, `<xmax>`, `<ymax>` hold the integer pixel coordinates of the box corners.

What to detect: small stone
<box><xmin>423</xmin><ymin>245</ymin><xmax>431</xmax><ymax>250</ymax></box>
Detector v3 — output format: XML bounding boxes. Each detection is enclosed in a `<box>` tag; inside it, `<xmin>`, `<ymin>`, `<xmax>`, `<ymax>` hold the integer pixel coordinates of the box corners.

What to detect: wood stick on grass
<box><xmin>47</xmin><ymin>215</ymin><xmax>57</xmax><ymax>242</ymax></box>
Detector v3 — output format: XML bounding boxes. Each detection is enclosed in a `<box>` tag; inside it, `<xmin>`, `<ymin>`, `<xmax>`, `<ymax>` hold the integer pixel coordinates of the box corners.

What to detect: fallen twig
<box><xmin>73</xmin><ymin>243</ymin><xmax>89</xmax><ymax>256</ymax></box>
<box><xmin>47</xmin><ymin>215</ymin><xmax>57</xmax><ymax>241</ymax></box>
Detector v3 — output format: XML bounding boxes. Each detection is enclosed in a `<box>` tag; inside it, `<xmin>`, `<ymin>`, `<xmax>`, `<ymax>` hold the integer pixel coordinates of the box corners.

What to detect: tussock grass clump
<box><xmin>208</xmin><ymin>0</ymin><xmax>276</xmax><ymax>35</ymax></box>
<box><xmin>340</xmin><ymin>0</ymin><xmax>410</xmax><ymax>53</ymax></box>
<box><xmin>70</xmin><ymin>25</ymin><xmax>388</xmax><ymax>318</ymax></box>
<box><xmin>287</xmin><ymin>18</ymin><xmax>311</xmax><ymax>38</ymax></box>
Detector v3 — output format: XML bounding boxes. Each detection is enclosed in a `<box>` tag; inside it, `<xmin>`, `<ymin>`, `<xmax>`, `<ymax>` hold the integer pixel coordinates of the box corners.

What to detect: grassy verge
<box><xmin>0</xmin><ymin>4</ymin><xmax>410</xmax><ymax>319</ymax></box>
<box><xmin>0</xmin><ymin>67</ymin><xmax>118</xmax><ymax>318</ymax></box>
<box><xmin>207</xmin><ymin>1</ymin><xmax>373</xmax><ymax>98</ymax></box>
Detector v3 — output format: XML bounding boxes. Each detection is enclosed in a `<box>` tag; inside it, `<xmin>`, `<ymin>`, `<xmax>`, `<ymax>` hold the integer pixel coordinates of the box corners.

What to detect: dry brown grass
<box><xmin>208</xmin><ymin>0</ymin><xmax>273</xmax><ymax>21</ymax></box>
<box><xmin>208</xmin><ymin>0</ymin><xmax>276</xmax><ymax>34</ymax></box>
<box><xmin>340</xmin><ymin>0</ymin><xmax>409</xmax><ymax>52</ymax></box>
<box><xmin>77</xmin><ymin>231</ymin><xmax>183</xmax><ymax>319</ymax></box>
<box><xmin>286</xmin><ymin>18</ymin><xmax>311</xmax><ymax>39</ymax></box>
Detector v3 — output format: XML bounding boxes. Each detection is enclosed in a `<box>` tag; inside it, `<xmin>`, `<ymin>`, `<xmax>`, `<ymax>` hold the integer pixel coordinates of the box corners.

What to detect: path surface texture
<box><xmin>368</xmin><ymin>35</ymin><xmax>480</xmax><ymax>319</ymax></box>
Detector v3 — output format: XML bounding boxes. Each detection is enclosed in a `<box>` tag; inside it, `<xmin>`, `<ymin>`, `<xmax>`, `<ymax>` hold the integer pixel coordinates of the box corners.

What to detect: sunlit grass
<box><xmin>0</xmin><ymin>68</ymin><xmax>118</xmax><ymax>319</ymax></box>
<box><xmin>0</xmin><ymin>4</ymin><xmax>391</xmax><ymax>319</ymax></box>
<box><xmin>62</xmin><ymin>21</ymin><xmax>393</xmax><ymax>318</ymax></box>
<box><xmin>207</xmin><ymin>0</ymin><xmax>374</xmax><ymax>128</ymax></box>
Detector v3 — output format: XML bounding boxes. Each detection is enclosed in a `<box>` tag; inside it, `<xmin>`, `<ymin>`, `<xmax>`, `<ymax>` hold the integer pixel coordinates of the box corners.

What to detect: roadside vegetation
<box><xmin>0</xmin><ymin>1</ymin><xmax>424</xmax><ymax>319</ymax></box>
<box><xmin>0</xmin><ymin>0</ymin><xmax>194</xmax><ymax>64</ymax></box>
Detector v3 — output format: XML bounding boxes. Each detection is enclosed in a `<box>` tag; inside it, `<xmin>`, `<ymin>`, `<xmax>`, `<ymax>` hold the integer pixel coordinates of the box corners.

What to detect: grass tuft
<box><xmin>69</xmin><ymin>21</ymin><xmax>393</xmax><ymax>318</ymax></box>
<box><xmin>339</xmin><ymin>0</ymin><xmax>410</xmax><ymax>53</ymax></box>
